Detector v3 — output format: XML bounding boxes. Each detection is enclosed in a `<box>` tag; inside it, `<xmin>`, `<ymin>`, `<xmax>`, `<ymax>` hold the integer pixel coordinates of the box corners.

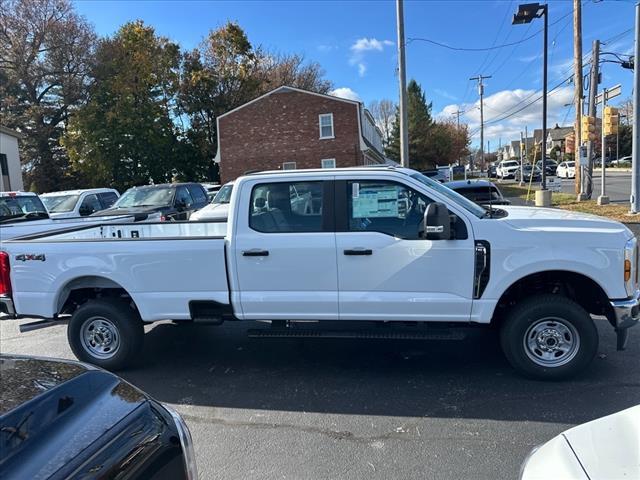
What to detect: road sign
<box><xmin>596</xmin><ymin>84</ymin><xmax>622</xmax><ymax>104</ymax></box>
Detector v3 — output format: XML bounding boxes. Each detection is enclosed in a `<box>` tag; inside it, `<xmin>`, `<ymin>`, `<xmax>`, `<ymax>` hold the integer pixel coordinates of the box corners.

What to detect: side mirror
<box><xmin>423</xmin><ymin>202</ymin><xmax>451</xmax><ymax>240</ymax></box>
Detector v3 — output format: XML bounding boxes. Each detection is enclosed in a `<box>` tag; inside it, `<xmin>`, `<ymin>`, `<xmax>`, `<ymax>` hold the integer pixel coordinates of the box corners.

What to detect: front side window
<box><xmin>175</xmin><ymin>186</ymin><xmax>194</xmax><ymax>208</ymax></box>
<box><xmin>79</xmin><ymin>194</ymin><xmax>102</xmax><ymax>215</ymax></box>
<box><xmin>348</xmin><ymin>181</ymin><xmax>433</xmax><ymax>240</ymax></box>
<box><xmin>319</xmin><ymin>113</ymin><xmax>334</xmax><ymax>139</ymax></box>
<box><xmin>250</xmin><ymin>181</ymin><xmax>324</xmax><ymax>233</ymax></box>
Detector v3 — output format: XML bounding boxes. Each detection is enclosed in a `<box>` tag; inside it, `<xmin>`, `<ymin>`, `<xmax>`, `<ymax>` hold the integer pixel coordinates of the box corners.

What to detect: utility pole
<box><xmin>573</xmin><ymin>0</ymin><xmax>584</xmax><ymax>197</ymax></box>
<box><xmin>451</xmin><ymin>109</ymin><xmax>463</xmax><ymax>129</ymax></box>
<box><xmin>585</xmin><ymin>40</ymin><xmax>600</xmax><ymax>199</ymax></box>
<box><xmin>396</xmin><ymin>0</ymin><xmax>409</xmax><ymax>168</ymax></box>
<box><xmin>452</xmin><ymin>109</ymin><xmax>463</xmax><ymax>166</ymax></box>
<box><xmin>470</xmin><ymin>75</ymin><xmax>491</xmax><ymax>169</ymax></box>
<box><xmin>598</xmin><ymin>87</ymin><xmax>610</xmax><ymax>205</ymax></box>
<box><xmin>520</xmin><ymin>131</ymin><xmax>525</xmax><ymax>186</ymax></box>
<box><xmin>632</xmin><ymin>2</ymin><xmax>640</xmax><ymax>213</ymax></box>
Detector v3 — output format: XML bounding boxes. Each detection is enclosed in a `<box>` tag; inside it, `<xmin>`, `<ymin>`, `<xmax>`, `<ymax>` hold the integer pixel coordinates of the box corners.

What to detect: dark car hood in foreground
<box><xmin>0</xmin><ymin>356</ymin><xmax>151</xmax><ymax>478</ymax></box>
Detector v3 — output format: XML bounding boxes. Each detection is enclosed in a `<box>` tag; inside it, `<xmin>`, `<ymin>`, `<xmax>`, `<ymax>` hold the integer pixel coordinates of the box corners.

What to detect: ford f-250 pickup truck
<box><xmin>1</xmin><ymin>167</ymin><xmax>638</xmax><ymax>379</ymax></box>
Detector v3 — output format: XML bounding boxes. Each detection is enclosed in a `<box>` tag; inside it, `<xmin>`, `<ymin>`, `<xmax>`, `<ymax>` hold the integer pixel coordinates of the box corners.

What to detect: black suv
<box><xmin>94</xmin><ymin>183</ymin><xmax>209</xmax><ymax>221</ymax></box>
<box><xmin>0</xmin><ymin>355</ymin><xmax>197</xmax><ymax>479</ymax></box>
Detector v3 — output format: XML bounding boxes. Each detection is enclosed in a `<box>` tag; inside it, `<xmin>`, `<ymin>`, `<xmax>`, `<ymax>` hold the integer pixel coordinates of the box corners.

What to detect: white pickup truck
<box><xmin>1</xmin><ymin>167</ymin><xmax>638</xmax><ymax>379</ymax></box>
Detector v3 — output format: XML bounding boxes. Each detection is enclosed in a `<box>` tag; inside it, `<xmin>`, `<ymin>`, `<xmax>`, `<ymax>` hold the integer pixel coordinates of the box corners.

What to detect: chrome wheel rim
<box><xmin>80</xmin><ymin>316</ymin><xmax>120</xmax><ymax>359</ymax></box>
<box><xmin>523</xmin><ymin>318</ymin><xmax>580</xmax><ymax>367</ymax></box>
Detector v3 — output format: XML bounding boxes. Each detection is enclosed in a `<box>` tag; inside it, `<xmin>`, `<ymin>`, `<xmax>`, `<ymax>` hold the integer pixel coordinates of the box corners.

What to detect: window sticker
<box><xmin>352</xmin><ymin>185</ymin><xmax>400</xmax><ymax>218</ymax></box>
<box><xmin>352</xmin><ymin>182</ymin><xmax>360</xmax><ymax>198</ymax></box>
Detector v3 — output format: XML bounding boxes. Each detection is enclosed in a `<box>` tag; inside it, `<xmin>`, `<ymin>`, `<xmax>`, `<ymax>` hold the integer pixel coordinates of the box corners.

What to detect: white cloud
<box><xmin>329</xmin><ymin>87</ymin><xmax>361</xmax><ymax>102</ymax></box>
<box><xmin>349</xmin><ymin>37</ymin><xmax>394</xmax><ymax>77</ymax></box>
<box><xmin>434</xmin><ymin>89</ymin><xmax>458</xmax><ymax>101</ymax></box>
<box><xmin>350</xmin><ymin>38</ymin><xmax>394</xmax><ymax>53</ymax></box>
<box><xmin>434</xmin><ymin>86</ymin><xmax>575</xmax><ymax>148</ymax></box>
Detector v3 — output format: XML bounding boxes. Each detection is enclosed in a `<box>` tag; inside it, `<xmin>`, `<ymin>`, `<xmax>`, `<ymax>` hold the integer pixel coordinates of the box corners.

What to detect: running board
<box><xmin>19</xmin><ymin>318</ymin><xmax>67</xmax><ymax>333</ymax></box>
<box><xmin>247</xmin><ymin>327</ymin><xmax>466</xmax><ymax>340</ymax></box>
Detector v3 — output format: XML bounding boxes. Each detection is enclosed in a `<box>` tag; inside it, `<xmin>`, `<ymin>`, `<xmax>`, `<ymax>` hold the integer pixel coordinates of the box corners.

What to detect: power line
<box><xmin>406</xmin><ymin>10</ymin><xmax>572</xmax><ymax>52</ymax></box>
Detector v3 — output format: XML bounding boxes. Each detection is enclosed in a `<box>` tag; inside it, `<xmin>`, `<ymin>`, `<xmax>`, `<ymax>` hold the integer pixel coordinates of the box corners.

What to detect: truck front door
<box><xmin>233</xmin><ymin>179</ymin><xmax>338</xmax><ymax>320</ymax></box>
<box><xmin>335</xmin><ymin>178</ymin><xmax>475</xmax><ymax>322</ymax></box>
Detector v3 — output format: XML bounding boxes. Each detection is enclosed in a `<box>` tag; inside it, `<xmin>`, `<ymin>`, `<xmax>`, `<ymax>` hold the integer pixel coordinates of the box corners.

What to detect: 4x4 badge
<box><xmin>16</xmin><ymin>254</ymin><xmax>46</xmax><ymax>262</ymax></box>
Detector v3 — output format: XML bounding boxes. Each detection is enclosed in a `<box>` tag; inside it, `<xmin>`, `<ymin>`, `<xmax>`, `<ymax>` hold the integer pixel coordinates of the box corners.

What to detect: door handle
<box><xmin>243</xmin><ymin>249</ymin><xmax>269</xmax><ymax>257</ymax></box>
<box><xmin>344</xmin><ymin>248</ymin><xmax>372</xmax><ymax>256</ymax></box>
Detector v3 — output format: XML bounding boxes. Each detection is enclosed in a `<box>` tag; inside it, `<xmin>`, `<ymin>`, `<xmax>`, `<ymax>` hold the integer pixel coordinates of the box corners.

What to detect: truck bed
<box><xmin>4</xmin><ymin>221</ymin><xmax>230</xmax><ymax>321</ymax></box>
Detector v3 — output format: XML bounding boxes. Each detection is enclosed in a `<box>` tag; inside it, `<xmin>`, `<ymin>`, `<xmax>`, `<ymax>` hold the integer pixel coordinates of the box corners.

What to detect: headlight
<box><xmin>165</xmin><ymin>405</ymin><xmax>198</xmax><ymax>480</ymax></box>
<box><xmin>624</xmin><ymin>237</ymin><xmax>638</xmax><ymax>296</ymax></box>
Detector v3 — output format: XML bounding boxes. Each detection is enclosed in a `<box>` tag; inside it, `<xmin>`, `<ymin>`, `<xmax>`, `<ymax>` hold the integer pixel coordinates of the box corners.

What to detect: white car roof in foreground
<box><xmin>0</xmin><ymin>191</ymin><xmax>37</xmax><ymax>197</ymax></box>
<box><xmin>41</xmin><ymin>188</ymin><xmax>117</xmax><ymax>197</ymax></box>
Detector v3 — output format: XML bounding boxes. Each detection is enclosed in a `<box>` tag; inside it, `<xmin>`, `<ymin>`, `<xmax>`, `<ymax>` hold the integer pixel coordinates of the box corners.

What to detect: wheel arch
<box><xmin>56</xmin><ymin>275</ymin><xmax>139</xmax><ymax>316</ymax></box>
<box><xmin>491</xmin><ymin>269</ymin><xmax>615</xmax><ymax>327</ymax></box>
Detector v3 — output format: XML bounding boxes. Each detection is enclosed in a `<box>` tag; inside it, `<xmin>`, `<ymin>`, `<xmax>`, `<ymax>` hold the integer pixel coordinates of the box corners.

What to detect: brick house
<box><xmin>214</xmin><ymin>86</ymin><xmax>386</xmax><ymax>182</ymax></box>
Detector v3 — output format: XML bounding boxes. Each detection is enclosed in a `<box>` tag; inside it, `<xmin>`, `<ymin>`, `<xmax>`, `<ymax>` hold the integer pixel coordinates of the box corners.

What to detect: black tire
<box><xmin>68</xmin><ymin>299</ymin><xmax>144</xmax><ymax>370</ymax></box>
<box><xmin>500</xmin><ymin>294</ymin><xmax>598</xmax><ymax>380</ymax></box>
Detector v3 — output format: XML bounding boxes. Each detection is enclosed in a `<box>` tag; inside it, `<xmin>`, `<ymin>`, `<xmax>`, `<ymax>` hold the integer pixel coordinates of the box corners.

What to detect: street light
<box><xmin>513</xmin><ymin>3</ymin><xmax>549</xmax><ymax>197</ymax></box>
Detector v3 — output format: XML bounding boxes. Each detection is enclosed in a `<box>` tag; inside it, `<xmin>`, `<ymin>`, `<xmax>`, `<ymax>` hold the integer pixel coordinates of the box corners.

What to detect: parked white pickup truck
<box><xmin>1</xmin><ymin>167</ymin><xmax>638</xmax><ymax>379</ymax></box>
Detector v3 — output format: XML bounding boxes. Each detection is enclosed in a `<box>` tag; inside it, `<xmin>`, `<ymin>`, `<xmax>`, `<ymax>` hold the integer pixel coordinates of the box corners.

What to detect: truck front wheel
<box><xmin>68</xmin><ymin>299</ymin><xmax>144</xmax><ymax>370</ymax></box>
<box><xmin>500</xmin><ymin>294</ymin><xmax>598</xmax><ymax>380</ymax></box>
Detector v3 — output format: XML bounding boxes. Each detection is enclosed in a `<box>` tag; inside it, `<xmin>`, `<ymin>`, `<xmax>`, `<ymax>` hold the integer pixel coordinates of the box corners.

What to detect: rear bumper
<box><xmin>0</xmin><ymin>295</ymin><xmax>16</xmax><ymax>317</ymax></box>
<box><xmin>611</xmin><ymin>290</ymin><xmax>640</xmax><ymax>330</ymax></box>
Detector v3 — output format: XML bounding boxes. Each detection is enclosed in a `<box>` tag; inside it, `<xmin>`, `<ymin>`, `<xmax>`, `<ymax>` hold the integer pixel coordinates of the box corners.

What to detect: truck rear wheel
<box><xmin>500</xmin><ymin>294</ymin><xmax>598</xmax><ymax>380</ymax></box>
<box><xmin>68</xmin><ymin>299</ymin><xmax>143</xmax><ymax>370</ymax></box>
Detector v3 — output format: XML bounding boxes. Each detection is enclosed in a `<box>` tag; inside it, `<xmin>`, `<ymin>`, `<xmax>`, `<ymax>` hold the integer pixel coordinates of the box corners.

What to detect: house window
<box><xmin>321</xmin><ymin>158</ymin><xmax>336</xmax><ymax>169</ymax></box>
<box><xmin>319</xmin><ymin>113</ymin><xmax>334</xmax><ymax>139</ymax></box>
<box><xmin>282</xmin><ymin>162</ymin><xmax>297</xmax><ymax>170</ymax></box>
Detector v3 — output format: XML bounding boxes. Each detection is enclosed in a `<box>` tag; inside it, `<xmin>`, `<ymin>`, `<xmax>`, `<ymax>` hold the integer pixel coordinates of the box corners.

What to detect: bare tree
<box><xmin>618</xmin><ymin>97</ymin><xmax>633</xmax><ymax>126</ymax></box>
<box><xmin>256</xmin><ymin>52</ymin><xmax>333</xmax><ymax>94</ymax></box>
<box><xmin>0</xmin><ymin>0</ymin><xmax>96</xmax><ymax>191</ymax></box>
<box><xmin>368</xmin><ymin>99</ymin><xmax>396</xmax><ymax>147</ymax></box>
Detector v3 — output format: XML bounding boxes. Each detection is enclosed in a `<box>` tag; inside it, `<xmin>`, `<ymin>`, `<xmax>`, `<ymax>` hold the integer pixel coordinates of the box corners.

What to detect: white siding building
<box><xmin>0</xmin><ymin>126</ymin><xmax>23</xmax><ymax>192</ymax></box>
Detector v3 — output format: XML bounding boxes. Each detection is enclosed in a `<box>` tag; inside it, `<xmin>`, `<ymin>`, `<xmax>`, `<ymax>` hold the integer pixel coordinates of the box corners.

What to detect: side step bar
<box><xmin>19</xmin><ymin>318</ymin><xmax>68</xmax><ymax>333</ymax></box>
<box><xmin>248</xmin><ymin>327</ymin><xmax>466</xmax><ymax>341</ymax></box>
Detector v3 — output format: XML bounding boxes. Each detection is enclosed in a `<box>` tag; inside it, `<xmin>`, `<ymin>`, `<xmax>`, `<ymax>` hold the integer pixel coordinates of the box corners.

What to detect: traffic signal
<box><xmin>604</xmin><ymin>106</ymin><xmax>619</xmax><ymax>136</ymax></box>
<box><xmin>581</xmin><ymin>115</ymin><xmax>597</xmax><ymax>141</ymax></box>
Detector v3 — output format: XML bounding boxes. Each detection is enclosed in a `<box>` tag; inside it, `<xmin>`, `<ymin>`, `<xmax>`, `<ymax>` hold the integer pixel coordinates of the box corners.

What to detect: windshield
<box><xmin>566</xmin><ymin>162</ymin><xmax>575</xmax><ymax>167</ymax></box>
<box><xmin>0</xmin><ymin>195</ymin><xmax>49</xmax><ymax>222</ymax></box>
<box><xmin>503</xmin><ymin>161</ymin><xmax>519</xmax><ymax>167</ymax></box>
<box><xmin>41</xmin><ymin>194</ymin><xmax>80</xmax><ymax>213</ymax></box>
<box><xmin>212</xmin><ymin>184</ymin><xmax>233</xmax><ymax>204</ymax></box>
<box><xmin>114</xmin><ymin>186</ymin><xmax>174</xmax><ymax>208</ymax></box>
<box><xmin>410</xmin><ymin>173</ymin><xmax>487</xmax><ymax>218</ymax></box>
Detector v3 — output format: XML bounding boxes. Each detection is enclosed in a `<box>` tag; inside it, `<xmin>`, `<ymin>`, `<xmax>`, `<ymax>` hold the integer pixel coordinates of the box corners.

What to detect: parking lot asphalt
<box><xmin>2</xmin><ymin>316</ymin><xmax>639</xmax><ymax>480</ymax></box>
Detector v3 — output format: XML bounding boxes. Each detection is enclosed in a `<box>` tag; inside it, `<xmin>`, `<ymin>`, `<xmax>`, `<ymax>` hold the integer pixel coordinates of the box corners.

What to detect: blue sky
<box><xmin>74</xmin><ymin>0</ymin><xmax>635</xmax><ymax>149</ymax></box>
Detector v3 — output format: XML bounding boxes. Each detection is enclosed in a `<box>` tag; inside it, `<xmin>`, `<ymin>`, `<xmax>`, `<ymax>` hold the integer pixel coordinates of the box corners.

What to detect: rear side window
<box><xmin>188</xmin><ymin>185</ymin><xmax>207</xmax><ymax>205</ymax></box>
<box><xmin>98</xmin><ymin>192</ymin><xmax>118</xmax><ymax>209</ymax></box>
<box><xmin>249</xmin><ymin>181</ymin><xmax>324</xmax><ymax>233</ymax></box>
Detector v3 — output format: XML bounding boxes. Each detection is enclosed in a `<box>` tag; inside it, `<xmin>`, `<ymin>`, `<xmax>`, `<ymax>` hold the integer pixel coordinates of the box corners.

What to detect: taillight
<box><xmin>0</xmin><ymin>251</ymin><xmax>11</xmax><ymax>296</ymax></box>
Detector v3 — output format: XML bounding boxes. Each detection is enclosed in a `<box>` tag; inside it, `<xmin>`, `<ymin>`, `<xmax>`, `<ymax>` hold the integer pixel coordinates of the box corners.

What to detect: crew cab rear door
<box><xmin>231</xmin><ymin>177</ymin><xmax>338</xmax><ymax>320</ymax></box>
<box><xmin>334</xmin><ymin>175</ymin><xmax>475</xmax><ymax>322</ymax></box>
